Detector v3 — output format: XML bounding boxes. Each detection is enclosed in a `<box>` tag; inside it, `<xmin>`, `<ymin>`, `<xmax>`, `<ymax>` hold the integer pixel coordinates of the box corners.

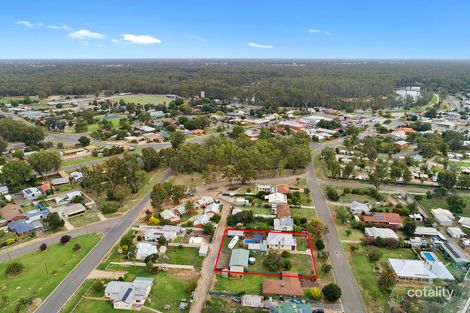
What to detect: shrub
<box><xmin>99</xmin><ymin>201</ymin><xmax>119</xmax><ymax>214</ymax></box>
<box><xmin>308</xmin><ymin>287</ymin><xmax>321</xmax><ymax>300</ymax></box>
<box><xmin>343</xmin><ymin>187</ymin><xmax>351</xmax><ymax>194</ymax></box>
<box><xmin>315</xmin><ymin>239</ymin><xmax>325</xmax><ymax>250</ymax></box>
<box><xmin>321</xmin><ymin>263</ymin><xmax>332</xmax><ymax>273</ymax></box>
<box><xmin>92</xmin><ymin>280</ymin><xmax>105</xmax><ymax>293</ymax></box>
<box><xmin>367</xmin><ymin>246</ymin><xmax>382</xmax><ymax>262</ymax></box>
<box><xmin>73</xmin><ymin>243</ymin><xmax>81</xmax><ymax>251</ymax></box>
<box><xmin>281</xmin><ymin>251</ymin><xmax>291</xmax><ymax>258</ymax></box>
<box><xmin>326</xmin><ymin>187</ymin><xmax>340</xmax><ymax>201</ymax></box>
<box><xmin>5</xmin><ymin>262</ymin><xmax>25</xmax><ymax>277</ymax></box>
<box><xmin>39</xmin><ymin>243</ymin><xmax>47</xmax><ymax>251</ymax></box>
<box><xmin>322</xmin><ymin>283</ymin><xmax>342</xmax><ymax>302</ymax></box>
<box><xmin>60</xmin><ymin>235</ymin><xmax>71</xmax><ymax>244</ymax></box>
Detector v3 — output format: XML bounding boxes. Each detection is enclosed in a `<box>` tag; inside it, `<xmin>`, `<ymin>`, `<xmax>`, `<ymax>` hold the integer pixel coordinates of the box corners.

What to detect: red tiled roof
<box><xmin>262</xmin><ymin>272</ymin><xmax>304</xmax><ymax>297</ymax></box>
<box><xmin>362</xmin><ymin>213</ymin><xmax>402</xmax><ymax>225</ymax></box>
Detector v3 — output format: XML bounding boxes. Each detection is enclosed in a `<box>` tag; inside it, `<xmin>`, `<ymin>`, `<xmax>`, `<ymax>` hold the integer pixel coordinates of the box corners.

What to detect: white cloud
<box><xmin>308</xmin><ymin>28</ymin><xmax>332</xmax><ymax>35</ymax></box>
<box><xmin>247</xmin><ymin>42</ymin><xmax>273</xmax><ymax>49</ymax></box>
<box><xmin>69</xmin><ymin>29</ymin><xmax>105</xmax><ymax>40</ymax></box>
<box><xmin>189</xmin><ymin>34</ymin><xmax>207</xmax><ymax>42</ymax></box>
<box><xmin>122</xmin><ymin>34</ymin><xmax>161</xmax><ymax>44</ymax></box>
<box><xmin>16</xmin><ymin>20</ymin><xmax>43</xmax><ymax>28</ymax></box>
<box><xmin>47</xmin><ymin>24</ymin><xmax>72</xmax><ymax>31</ymax></box>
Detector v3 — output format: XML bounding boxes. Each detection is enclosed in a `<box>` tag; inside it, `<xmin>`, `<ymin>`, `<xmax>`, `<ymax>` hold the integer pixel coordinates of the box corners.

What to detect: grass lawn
<box><xmin>62</xmin><ymin>156</ymin><xmax>99</xmax><ymax>167</ymax></box>
<box><xmin>0</xmin><ymin>233</ymin><xmax>101</xmax><ymax>313</ymax></box>
<box><xmin>164</xmin><ymin>247</ymin><xmax>204</xmax><ymax>270</ymax></box>
<box><xmin>339</xmin><ymin>192</ymin><xmax>377</xmax><ymax>204</ymax></box>
<box><xmin>57</xmin><ymin>184</ymin><xmax>74</xmax><ymax>193</ymax></box>
<box><xmin>71</xmin><ymin>299</ymin><xmax>118</xmax><ymax>313</ymax></box>
<box><xmin>289</xmin><ymin>254</ymin><xmax>316</xmax><ymax>276</ymax></box>
<box><xmin>417</xmin><ymin>196</ymin><xmax>470</xmax><ymax>217</ymax></box>
<box><xmin>215</xmin><ymin>274</ymin><xmax>264</xmax><ymax>294</ymax></box>
<box><xmin>335</xmin><ymin>222</ymin><xmax>365</xmax><ymax>241</ymax></box>
<box><xmin>81</xmin><ymin>266</ymin><xmax>197</xmax><ymax>313</ymax></box>
<box><xmin>168</xmin><ymin>173</ymin><xmax>204</xmax><ymax>188</ymax></box>
<box><xmin>113</xmin><ymin>94</ymin><xmax>170</xmax><ymax>105</ymax></box>
<box><xmin>291</xmin><ymin>207</ymin><xmax>317</xmax><ymax>220</ymax></box>
<box><xmin>60</xmin><ymin>279</ymin><xmax>94</xmax><ymax>313</ymax></box>
<box><xmin>342</xmin><ymin>244</ymin><xmax>417</xmax><ymax>313</ymax></box>
<box><xmin>68</xmin><ymin>211</ymin><xmax>101</xmax><ymax>228</ymax></box>
<box><xmin>242</xmin><ymin>206</ymin><xmax>272</xmax><ymax>215</ymax></box>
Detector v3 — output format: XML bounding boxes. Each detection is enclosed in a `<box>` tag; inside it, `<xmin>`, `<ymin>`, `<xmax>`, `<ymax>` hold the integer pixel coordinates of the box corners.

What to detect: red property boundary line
<box><xmin>213</xmin><ymin>228</ymin><xmax>318</xmax><ymax>280</ymax></box>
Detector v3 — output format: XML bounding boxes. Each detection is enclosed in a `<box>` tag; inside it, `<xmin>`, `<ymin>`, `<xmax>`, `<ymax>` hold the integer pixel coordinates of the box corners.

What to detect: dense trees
<box><xmin>0</xmin><ymin>118</ymin><xmax>45</xmax><ymax>146</ymax></box>
<box><xmin>0</xmin><ymin>160</ymin><xmax>32</xmax><ymax>188</ymax></box>
<box><xmin>2</xmin><ymin>60</ymin><xmax>470</xmax><ymax>109</ymax></box>
<box><xmin>28</xmin><ymin>151</ymin><xmax>61</xmax><ymax>177</ymax></box>
<box><xmin>169</xmin><ymin>134</ymin><xmax>311</xmax><ymax>181</ymax></box>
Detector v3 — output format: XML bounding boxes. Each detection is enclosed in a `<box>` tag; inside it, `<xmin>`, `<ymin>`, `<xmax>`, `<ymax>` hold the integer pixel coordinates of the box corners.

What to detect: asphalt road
<box><xmin>34</xmin><ymin>169</ymin><xmax>174</xmax><ymax>313</ymax></box>
<box><xmin>308</xmin><ymin>145</ymin><xmax>366</xmax><ymax>313</ymax></box>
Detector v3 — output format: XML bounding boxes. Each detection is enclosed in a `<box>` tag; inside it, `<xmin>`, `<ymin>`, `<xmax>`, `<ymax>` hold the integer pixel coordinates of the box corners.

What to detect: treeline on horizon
<box><xmin>1</xmin><ymin>60</ymin><xmax>470</xmax><ymax>109</ymax></box>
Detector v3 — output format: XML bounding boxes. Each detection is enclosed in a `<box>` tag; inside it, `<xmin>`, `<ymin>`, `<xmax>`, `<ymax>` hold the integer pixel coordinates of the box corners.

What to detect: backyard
<box><xmin>215</xmin><ymin>274</ymin><xmax>264</xmax><ymax>294</ymax></box>
<box><xmin>417</xmin><ymin>195</ymin><xmax>470</xmax><ymax>217</ymax></box>
<box><xmin>0</xmin><ymin>234</ymin><xmax>101</xmax><ymax>313</ymax></box>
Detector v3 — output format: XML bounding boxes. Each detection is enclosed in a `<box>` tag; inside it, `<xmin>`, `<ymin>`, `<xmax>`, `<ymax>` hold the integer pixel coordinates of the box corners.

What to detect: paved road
<box><xmin>308</xmin><ymin>145</ymin><xmax>367</xmax><ymax>313</ymax></box>
<box><xmin>34</xmin><ymin>169</ymin><xmax>174</xmax><ymax>313</ymax></box>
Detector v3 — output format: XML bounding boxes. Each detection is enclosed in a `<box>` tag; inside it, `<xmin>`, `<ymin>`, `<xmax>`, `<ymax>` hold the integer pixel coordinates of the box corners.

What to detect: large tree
<box><xmin>0</xmin><ymin>160</ymin><xmax>32</xmax><ymax>187</ymax></box>
<box><xmin>28</xmin><ymin>150</ymin><xmax>61</xmax><ymax>177</ymax></box>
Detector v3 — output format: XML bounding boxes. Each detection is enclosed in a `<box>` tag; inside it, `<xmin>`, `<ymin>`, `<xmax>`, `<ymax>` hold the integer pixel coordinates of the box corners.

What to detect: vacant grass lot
<box><xmin>417</xmin><ymin>196</ymin><xmax>470</xmax><ymax>217</ymax></box>
<box><xmin>215</xmin><ymin>274</ymin><xmax>264</xmax><ymax>294</ymax></box>
<box><xmin>113</xmin><ymin>94</ymin><xmax>170</xmax><ymax>105</ymax></box>
<box><xmin>291</xmin><ymin>207</ymin><xmax>317</xmax><ymax>219</ymax></box>
<box><xmin>68</xmin><ymin>211</ymin><xmax>101</xmax><ymax>228</ymax></box>
<box><xmin>165</xmin><ymin>247</ymin><xmax>204</xmax><ymax>270</ymax></box>
<box><xmin>0</xmin><ymin>234</ymin><xmax>101</xmax><ymax>313</ymax></box>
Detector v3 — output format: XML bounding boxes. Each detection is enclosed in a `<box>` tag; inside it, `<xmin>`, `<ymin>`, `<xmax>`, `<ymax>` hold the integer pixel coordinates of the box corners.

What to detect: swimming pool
<box><xmin>423</xmin><ymin>252</ymin><xmax>436</xmax><ymax>262</ymax></box>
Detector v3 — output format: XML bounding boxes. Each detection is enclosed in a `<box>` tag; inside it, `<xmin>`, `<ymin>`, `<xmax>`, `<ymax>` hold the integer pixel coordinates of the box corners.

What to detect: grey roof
<box><xmin>389</xmin><ymin>258</ymin><xmax>454</xmax><ymax>280</ymax></box>
<box><xmin>266</xmin><ymin>233</ymin><xmax>297</xmax><ymax>247</ymax></box>
<box><xmin>51</xmin><ymin>177</ymin><xmax>69</xmax><ymax>185</ymax></box>
<box><xmin>440</xmin><ymin>242</ymin><xmax>470</xmax><ymax>264</ymax></box>
<box><xmin>229</xmin><ymin>249</ymin><xmax>249</xmax><ymax>268</ymax></box>
<box><xmin>105</xmin><ymin>277</ymin><xmax>154</xmax><ymax>304</ymax></box>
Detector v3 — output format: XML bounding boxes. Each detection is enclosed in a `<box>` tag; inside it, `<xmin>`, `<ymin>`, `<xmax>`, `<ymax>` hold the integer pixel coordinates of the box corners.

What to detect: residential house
<box><xmin>262</xmin><ymin>272</ymin><xmax>304</xmax><ymax>297</ymax></box>
<box><xmin>69</xmin><ymin>171</ymin><xmax>84</xmax><ymax>182</ymax></box>
<box><xmin>195</xmin><ymin>196</ymin><xmax>215</xmax><ymax>208</ymax></box>
<box><xmin>266</xmin><ymin>233</ymin><xmax>297</xmax><ymax>250</ymax></box>
<box><xmin>257</xmin><ymin>185</ymin><xmax>275</xmax><ymax>193</ymax></box>
<box><xmin>362</xmin><ymin>213</ymin><xmax>402</xmax><ymax>229</ymax></box>
<box><xmin>265</xmin><ymin>193</ymin><xmax>288</xmax><ymax>205</ymax></box>
<box><xmin>365</xmin><ymin>227</ymin><xmax>399</xmax><ymax>240</ymax></box>
<box><xmin>349</xmin><ymin>201</ymin><xmax>370</xmax><ymax>215</ymax></box>
<box><xmin>8</xmin><ymin>219</ymin><xmax>43</xmax><ymax>235</ymax></box>
<box><xmin>204</xmin><ymin>203</ymin><xmax>221</xmax><ymax>216</ymax></box>
<box><xmin>0</xmin><ymin>204</ymin><xmax>27</xmax><ymax>222</ymax></box>
<box><xmin>104</xmin><ymin>277</ymin><xmax>154</xmax><ymax>310</ymax></box>
<box><xmin>439</xmin><ymin>242</ymin><xmax>470</xmax><ymax>266</ymax></box>
<box><xmin>193</xmin><ymin>214</ymin><xmax>211</xmax><ymax>228</ymax></box>
<box><xmin>414</xmin><ymin>226</ymin><xmax>447</xmax><ymax>241</ymax></box>
<box><xmin>273</xmin><ymin>218</ymin><xmax>294</xmax><ymax>231</ymax></box>
<box><xmin>458</xmin><ymin>217</ymin><xmax>470</xmax><ymax>229</ymax></box>
<box><xmin>393</xmin><ymin>140</ymin><xmax>409</xmax><ymax>149</ymax></box>
<box><xmin>51</xmin><ymin>203</ymin><xmax>86</xmax><ymax>218</ymax></box>
<box><xmin>275</xmin><ymin>184</ymin><xmax>290</xmax><ymax>194</ymax></box>
<box><xmin>27</xmin><ymin>210</ymin><xmax>48</xmax><ymax>222</ymax></box>
<box><xmin>159</xmin><ymin>209</ymin><xmax>181</xmax><ymax>223</ymax></box>
<box><xmin>273</xmin><ymin>204</ymin><xmax>291</xmax><ymax>218</ymax></box>
<box><xmin>0</xmin><ymin>185</ymin><xmax>9</xmax><ymax>195</ymax></box>
<box><xmin>388</xmin><ymin>258</ymin><xmax>454</xmax><ymax>282</ymax></box>
<box><xmin>54</xmin><ymin>190</ymin><xmax>82</xmax><ymax>205</ymax></box>
<box><xmin>143</xmin><ymin>229</ymin><xmax>177</xmax><ymax>242</ymax></box>
<box><xmin>136</xmin><ymin>243</ymin><xmax>158</xmax><ymax>260</ymax></box>
<box><xmin>22</xmin><ymin>187</ymin><xmax>42</xmax><ymax>201</ymax></box>
<box><xmin>51</xmin><ymin>177</ymin><xmax>70</xmax><ymax>186</ymax></box>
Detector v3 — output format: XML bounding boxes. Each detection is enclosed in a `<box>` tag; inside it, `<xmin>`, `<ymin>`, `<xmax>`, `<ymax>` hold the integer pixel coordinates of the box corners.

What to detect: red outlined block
<box><xmin>213</xmin><ymin>228</ymin><xmax>318</xmax><ymax>280</ymax></box>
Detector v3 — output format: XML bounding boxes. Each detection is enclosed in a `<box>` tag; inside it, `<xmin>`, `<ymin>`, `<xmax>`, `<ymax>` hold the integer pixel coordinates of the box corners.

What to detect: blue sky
<box><xmin>1</xmin><ymin>0</ymin><xmax>469</xmax><ymax>59</ymax></box>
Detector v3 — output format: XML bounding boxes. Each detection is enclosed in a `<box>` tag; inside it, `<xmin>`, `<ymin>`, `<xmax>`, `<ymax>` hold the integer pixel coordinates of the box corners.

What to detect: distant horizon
<box><xmin>1</xmin><ymin>58</ymin><xmax>470</xmax><ymax>61</ymax></box>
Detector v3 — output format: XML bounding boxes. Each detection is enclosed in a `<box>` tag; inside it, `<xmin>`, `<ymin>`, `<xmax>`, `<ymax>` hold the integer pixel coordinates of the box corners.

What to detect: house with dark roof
<box><xmin>8</xmin><ymin>219</ymin><xmax>43</xmax><ymax>235</ymax></box>
<box><xmin>262</xmin><ymin>272</ymin><xmax>304</xmax><ymax>297</ymax></box>
<box><xmin>0</xmin><ymin>204</ymin><xmax>27</xmax><ymax>222</ymax></box>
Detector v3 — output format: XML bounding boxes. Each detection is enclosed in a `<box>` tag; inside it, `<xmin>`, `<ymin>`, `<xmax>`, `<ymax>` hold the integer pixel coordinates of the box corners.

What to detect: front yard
<box><xmin>0</xmin><ymin>233</ymin><xmax>101</xmax><ymax>313</ymax></box>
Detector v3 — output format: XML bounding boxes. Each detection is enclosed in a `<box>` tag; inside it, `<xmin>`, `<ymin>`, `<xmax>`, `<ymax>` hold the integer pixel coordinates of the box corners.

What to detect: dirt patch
<box><xmin>167</xmin><ymin>268</ymin><xmax>199</xmax><ymax>280</ymax></box>
<box><xmin>88</xmin><ymin>269</ymin><xmax>127</xmax><ymax>279</ymax></box>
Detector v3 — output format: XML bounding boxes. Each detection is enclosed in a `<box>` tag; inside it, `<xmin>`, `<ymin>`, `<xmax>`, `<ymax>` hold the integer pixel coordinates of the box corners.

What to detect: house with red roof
<box><xmin>362</xmin><ymin>213</ymin><xmax>403</xmax><ymax>230</ymax></box>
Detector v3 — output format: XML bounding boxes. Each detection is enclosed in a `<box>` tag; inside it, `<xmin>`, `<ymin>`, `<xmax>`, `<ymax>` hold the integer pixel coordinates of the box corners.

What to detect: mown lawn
<box><xmin>113</xmin><ymin>94</ymin><xmax>170</xmax><ymax>105</ymax></box>
<box><xmin>0</xmin><ymin>233</ymin><xmax>101</xmax><ymax>313</ymax></box>
<box><xmin>68</xmin><ymin>211</ymin><xmax>101</xmax><ymax>228</ymax></box>
<box><xmin>165</xmin><ymin>246</ymin><xmax>204</xmax><ymax>270</ymax></box>
<box><xmin>291</xmin><ymin>207</ymin><xmax>317</xmax><ymax>219</ymax></box>
<box><xmin>417</xmin><ymin>196</ymin><xmax>470</xmax><ymax>217</ymax></box>
<box><xmin>62</xmin><ymin>156</ymin><xmax>99</xmax><ymax>167</ymax></box>
<box><xmin>215</xmin><ymin>274</ymin><xmax>264</xmax><ymax>294</ymax></box>
<box><xmin>342</xmin><ymin>244</ymin><xmax>418</xmax><ymax>313</ymax></box>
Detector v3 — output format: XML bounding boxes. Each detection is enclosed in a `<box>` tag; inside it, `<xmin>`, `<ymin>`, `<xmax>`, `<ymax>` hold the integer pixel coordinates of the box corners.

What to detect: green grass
<box><xmin>71</xmin><ymin>299</ymin><xmax>117</xmax><ymax>313</ymax></box>
<box><xmin>113</xmin><ymin>94</ymin><xmax>170</xmax><ymax>105</ymax></box>
<box><xmin>417</xmin><ymin>196</ymin><xmax>470</xmax><ymax>217</ymax></box>
<box><xmin>62</xmin><ymin>156</ymin><xmax>99</xmax><ymax>167</ymax></box>
<box><xmin>57</xmin><ymin>184</ymin><xmax>74</xmax><ymax>193</ymax></box>
<box><xmin>215</xmin><ymin>274</ymin><xmax>264</xmax><ymax>294</ymax></box>
<box><xmin>339</xmin><ymin>192</ymin><xmax>377</xmax><ymax>204</ymax></box>
<box><xmin>68</xmin><ymin>211</ymin><xmax>101</xmax><ymax>228</ymax></box>
<box><xmin>0</xmin><ymin>234</ymin><xmax>101</xmax><ymax>313</ymax></box>
<box><xmin>164</xmin><ymin>247</ymin><xmax>204</xmax><ymax>270</ymax></box>
<box><xmin>289</xmin><ymin>254</ymin><xmax>316</xmax><ymax>276</ymax></box>
<box><xmin>242</xmin><ymin>206</ymin><xmax>272</xmax><ymax>215</ymax></box>
<box><xmin>291</xmin><ymin>207</ymin><xmax>317</xmax><ymax>219</ymax></box>
<box><xmin>343</xmin><ymin>244</ymin><xmax>417</xmax><ymax>313</ymax></box>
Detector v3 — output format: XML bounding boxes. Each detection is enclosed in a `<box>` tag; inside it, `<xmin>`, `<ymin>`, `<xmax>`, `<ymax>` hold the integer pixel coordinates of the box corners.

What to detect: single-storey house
<box><xmin>22</xmin><ymin>187</ymin><xmax>42</xmax><ymax>201</ymax></box>
<box><xmin>204</xmin><ymin>203</ymin><xmax>221</xmax><ymax>215</ymax></box>
<box><xmin>439</xmin><ymin>242</ymin><xmax>470</xmax><ymax>266</ymax></box>
<box><xmin>0</xmin><ymin>204</ymin><xmax>27</xmax><ymax>222</ymax></box>
<box><xmin>365</xmin><ymin>227</ymin><xmax>399</xmax><ymax>240</ymax></box>
<box><xmin>431</xmin><ymin>208</ymin><xmax>454</xmax><ymax>226</ymax></box>
<box><xmin>8</xmin><ymin>219</ymin><xmax>43</xmax><ymax>235</ymax></box>
<box><xmin>266</xmin><ymin>233</ymin><xmax>297</xmax><ymax>250</ymax></box>
<box><xmin>143</xmin><ymin>229</ymin><xmax>177</xmax><ymax>242</ymax></box>
<box><xmin>273</xmin><ymin>218</ymin><xmax>294</xmax><ymax>232</ymax></box>
<box><xmin>195</xmin><ymin>196</ymin><xmax>215</xmax><ymax>208</ymax></box>
<box><xmin>388</xmin><ymin>258</ymin><xmax>454</xmax><ymax>282</ymax></box>
<box><xmin>265</xmin><ymin>192</ymin><xmax>288</xmax><ymax>205</ymax></box>
<box><xmin>350</xmin><ymin>201</ymin><xmax>370</xmax><ymax>215</ymax></box>
<box><xmin>159</xmin><ymin>209</ymin><xmax>181</xmax><ymax>223</ymax></box>
<box><xmin>362</xmin><ymin>213</ymin><xmax>402</xmax><ymax>228</ymax></box>
<box><xmin>136</xmin><ymin>242</ymin><xmax>158</xmax><ymax>260</ymax></box>
<box><xmin>262</xmin><ymin>272</ymin><xmax>304</xmax><ymax>297</ymax></box>
<box><xmin>193</xmin><ymin>214</ymin><xmax>211</xmax><ymax>228</ymax></box>
<box><xmin>458</xmin><ymin>217</ymin><xmax>470</xmax><ymax>229</ymax></box>
<box><xmin>447</xmin><ymin>227</ymin><xmax>467</xmax><ymax>239</ymax></box>
<box><xmin>51</xmin><ymin>177</ymin><xmax>70</xmax><ymax>186</ymax></box>
<box><xmin>51</xmin><ymin>203</ymin><xmax>86</xmax><ymax>218</ymax></box>
<box><xmin>272</xmin><ymin>204</ymin><xmax>291</xmax><ymax>218</ymax></box>
<box><xmin>105</xmin><ymin>277</ymin><xmax>154</xmax><ymax>310</ymax></box>
<box><xmin>414</xmin><ymin>226</ymin><xmax>447</xmax><ymax>241</ymax></box>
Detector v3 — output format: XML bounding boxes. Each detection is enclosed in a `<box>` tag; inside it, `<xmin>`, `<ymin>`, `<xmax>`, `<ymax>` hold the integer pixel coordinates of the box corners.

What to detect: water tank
<box><xmin>248</xmin><ymin>257</ymin><xmax>256</xmax><ymax>265</ymax></box>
